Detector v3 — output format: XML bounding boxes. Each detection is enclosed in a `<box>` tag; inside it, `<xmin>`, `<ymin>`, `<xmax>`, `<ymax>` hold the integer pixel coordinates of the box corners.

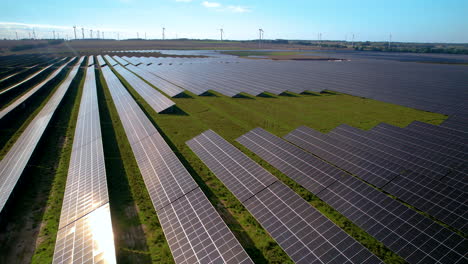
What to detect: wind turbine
<box><xmin>258</xmin><ymin>28</ymin><xmax>264</xmax><ymax>48</ymax></box>
<box><xmin>97</xmin><ymin>30</ymin><xmax>100</xmax><ymax>39</ymax></box>
<box><xmin>33</xmin><ymin>28</ymin><xmax>36</xmax><ymax>39</ymax></box>
<box><xmin>15</xmin><ymin>31</ymin><xmax>18</xmax><ymax>40</ymax></box>
<box><xmin>102</xmin><ymin>32</ymin><xmax>105</xmax><ymax>39</ymax></box>
<box><xmin>53</xmin><ymin>30</ymin><xmax>56</xmax><ymax>39</ymax></box>
<box><xmin>388</xmin><ymin>33</ymin><xmax>392</xmax><ymax>49</ymax></box>
<box><xmin>162</xmin><ymin>27</ymin><xmax>165</xmax><ymax>40</ymax></box>
<box><xmin>73</xmin><ymin>25</ymin><xmax>77</xmax><ymax>39</ymax></box>
<box><xmin>90</xmin><ymin>29</ymin><xmax>93</xmax><ymax>39</ymax></box>
<box><xmin>219</xmin><ymin>28</ymin><xmax>224</xmax><ymax>41</ymax></box>
<box><xmin>81</xmin><ymin>28</ymin><xmax>84</xmax><ymax>39</ymax></box>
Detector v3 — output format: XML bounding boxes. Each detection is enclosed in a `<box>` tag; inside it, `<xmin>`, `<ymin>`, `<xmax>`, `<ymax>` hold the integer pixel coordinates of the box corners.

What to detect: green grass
<box><xmin>30</xmin><ymin>64</ymin><xmax>86</xmax><ymax>264</ymax></box>
<box><xmin>125</xmin><ymin>88</ymin><xmax>444</xmax><ymax>263</ymax></box>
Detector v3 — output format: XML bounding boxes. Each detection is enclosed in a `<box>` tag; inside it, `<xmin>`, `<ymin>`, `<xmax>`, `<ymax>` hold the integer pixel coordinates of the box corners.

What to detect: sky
<box><xmin>1</xmin><ymin>0</ymin><xmax>467</xmax><ymax>43</ymax></box>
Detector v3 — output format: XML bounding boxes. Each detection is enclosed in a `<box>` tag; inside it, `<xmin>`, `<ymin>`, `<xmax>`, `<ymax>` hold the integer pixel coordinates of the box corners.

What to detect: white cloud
<box><xmin>227</xmin><ymin>5</ymin><xmax>251</xmax><ymax>13</ymax></box>
<box><xmin>0</xmin><ymin>22</ymin><xmax>70</xmax><ymax>30</ymax></box>
<box><xmin>202</xmin><ymin>1</ymin><xmax>221</xmax><ymax>8</ymax></box>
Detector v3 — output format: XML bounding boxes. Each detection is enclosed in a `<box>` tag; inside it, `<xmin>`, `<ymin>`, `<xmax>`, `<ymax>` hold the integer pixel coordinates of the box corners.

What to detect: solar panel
<box><xmin>330</xmin><ymin>124</ymin><xmax>467</xmax><ymax>190</ymax></box>
<box><xmin>409</xmin><ymin>121</ymin><xmax>467</xmax><ymax>139</ymax></box>
<box><xmin>159</xmin><ymin>188</ymin><xmax>253</xmax><ymax>264</ymax></box>
<box><xmin>237</xmin><ymin>127</ymin><xmax>467</xmax><ymax>264</ymax></box>
<box><xmin>100</xmin><ymin>67</ymin><xmax>252</xmax><ymax>264</ymax></box>
<box><xmin>0</xmin><ymin>57</ymin><xmax>84</xmax><ymax>214</ymax></box>
<box><xmin>112</xmin><ymin>64</ymin><xmax>175</xmax><ymax>113</ymax></box>
<box><xmin>52</xmin><ymin>204</ymin><xmax>116</xmax><ymax>264</ymax></box>
<box><xmin>103</xmin><ymin>55</ymin><xmax>118</xmax><ymax>66</ymax></box>
<box><xmin>371</xmin><ymin>123</ymin><xmax>466</xmax><ymax>161</ymax></box>
<box><xmin>88</xmin><ymin>55</ymin><xmax>95</xmax><ymax>66</ymax></box>
<box><xmin>0</xmin><ymin>57</ymin><xmax>75</xmax><ymax>120</ymax></box>
<box><xmin>96</xmin><ymin>55</ymin><xmax>106</xmax><ymax>66</ymax></box>
<box><xmin>56</xmin><ymin>65</ymin><xmax>112</xmax><ymax>230</ymax></box>
<box><xmin>112</xmin><ymin>55</ymin><xmax>129</xmax><ymax>66</ymax></box>
<box><xmin>124</xmin><ymin>64</ymin><xmax>184</xmax><ymax>97</ymax></box>
<box><xmin>284</xmin><ymin>126</ymin><xmax>397</xmax><ymax>187</ymax></box>
<box><xmin>236</xmin><ymin>128</ymin><xmax>345</xmax><ymax>194</ymax></box>
<box><xmin>187</xmin><ymin>130</ymin><xmax>382</xmax><ymax>264</ymax></box>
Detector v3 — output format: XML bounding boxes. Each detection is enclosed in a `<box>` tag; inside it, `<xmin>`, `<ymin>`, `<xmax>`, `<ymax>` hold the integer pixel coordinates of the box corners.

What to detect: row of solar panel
<box><xmin>52</xmin><ymin>60</ymin><xmax>117</xmax><ymax>263</ymax></box>
<box><xmin>187</xmin><ymin>125</ymin><xmax>467</xmax><ymax>264</ymax></box>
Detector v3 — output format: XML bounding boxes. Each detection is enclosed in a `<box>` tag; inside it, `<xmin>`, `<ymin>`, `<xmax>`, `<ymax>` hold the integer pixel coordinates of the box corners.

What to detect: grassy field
<box><xmin>118</xmin><ymin>76</ymin><xmax>444</xmax><ymax>263</ymax></box>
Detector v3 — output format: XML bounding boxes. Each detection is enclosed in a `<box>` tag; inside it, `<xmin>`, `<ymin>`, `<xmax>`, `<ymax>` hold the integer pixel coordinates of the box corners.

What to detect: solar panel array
<box><xmin>187</xmin><ymin>130</ymin><xmax>382</xmax><ymax>264</ymax></box>
<box><xmin>0</xmin><ymin>57</ymin><xmax>75</xmax><ymax>120</ymax></box>
<box><xmin>124</xmin><ymin>64</ymin><xmax>184</xmax><ymax>97</ymax></box>
<box><xmin>112</xmin><ymin>51</ymin><xmax>468</xmax><ymax>116</ymax></box>
<box><xmin>0</xmin><ymin>57</ymin><xmax>84</xmax><ymax>214</ymax></box>
<box><xmin>237</xmin><ymin>127</ymin><xmax>467</xmax><ymax>264</ymax></box>
<box><xmin>52</xmin><ymin>60</ymin><xmax>116</xmax><ymax>263</ymax></box>
<box><xmin>111</xmin><ymin>64</ymin><xmax>175</xmax><ymax>113</ymax></box>
<box><xmin>0</xmin><ymin>57</ymin><xmax>67</xmax><ymax>95</ymax></box>
<box><xmin>100</xmin><ymin>66</ymin><xmax>252</xmax><ymax>264</ymax></box>
<box><xmin>285</xmin><ymin>126</ymin><xmax>468</xmax><ymax>233</ymax></box>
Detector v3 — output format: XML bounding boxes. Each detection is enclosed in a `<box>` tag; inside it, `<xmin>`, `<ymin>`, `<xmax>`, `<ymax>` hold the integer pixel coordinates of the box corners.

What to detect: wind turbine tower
<box><xmin>33</xmin><ymin>28</ymin><xmax>36</xmax><ymax>39</ymax></box>
<box><xmin>219</xmin><ymin>28</ymin><xmax>224</xmax><ymax>41</ymax></box>
<box><xmin>90</xmin><ymin>29</ymin><xmax>93</xmax><ymax>39</ymax></box>
<box><xmin>15</xmin><ymin>31</ymin><xmax>18</xmax><ymax>40</ymax></box>
<box><xmin>162</xmin><ymin>27</ymin><xmax>165</xmax><ymax>40</ymax></box>
<box><xmin>388</xmin><ymin>33</ymin><xmax>392</xmax><ymax>49</ymax></box>
<box><xmin>258</xmin><ymin>28</ymin><xmax>264</xmax><ymax>48</ymax></box>
<box><xmin>81</xmin><ymin>28</ymin><xmax>85</xmax><ymax>39</ymax></box>
<box><xmin>73</xmin><ymin>26</ymin><xmax>77</xmax><ymax>39</ymax></box>
<box><xmin>53</xmin><ymin>30</ymin><xmax>56</xmax><ymax>39</ymax></box>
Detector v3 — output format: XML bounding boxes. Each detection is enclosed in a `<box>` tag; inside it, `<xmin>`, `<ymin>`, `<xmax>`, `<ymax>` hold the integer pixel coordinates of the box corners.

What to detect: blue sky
<box><xmin>1</xmin><ymin>0</ymin><xmax>467</xmax><ymax>43</ymax></box>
